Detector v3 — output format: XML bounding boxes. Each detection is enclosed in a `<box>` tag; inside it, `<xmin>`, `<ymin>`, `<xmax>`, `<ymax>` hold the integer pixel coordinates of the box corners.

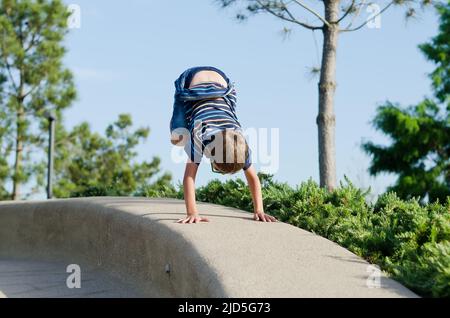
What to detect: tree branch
<box><xmin>291</xmin><ymin>0</ymin><xmax>331</xmax><ymax>26</ymax></box>
<box><xmin>24</xmin><ymin>34</ymin><xmax>40</xmax><ymax>53</ymax></box>
<box><xmin>340</xmin><ymin>1</ymin><xmax>395</xmax><ymax>32</ymax></box>
<box><xmin>24</xmin><ymin>22</ymin><xmax>44</xmax><ymax>53</ymax></box>
<box><xmin>255</xmin><ymin>0</ymin><xmax>323</xmax><ymax>30</ymax></box>
<box><xmin>281</xmin><ymin>0</ymin><xmax>299</xmax><ymax>21</ymax></box>
<box><xmin>4</xmin><ymin>62</ymin><xmax>18</xmax><ymax>94</ymax></box>
<box><xmin>337</xmin><ymin>0</ymin><xmax>356</xmax><ymax>23</ymax></box>
<box><xmin>23</xmin><ymin>84</ymin><xmax>40</xmax><ymax>99</ymax></box>
<box><xmin>342</xmin><ymin>0</ymin><xmax>366</xmax><ymax>30</ymax></box>
<box><xmin>1</xmin><ymin>34</ymin><xmax>19</xmax><ymax>93</ymax></box>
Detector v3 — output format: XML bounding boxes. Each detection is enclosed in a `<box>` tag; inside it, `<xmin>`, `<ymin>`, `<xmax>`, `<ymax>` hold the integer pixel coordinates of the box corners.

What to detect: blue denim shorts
<box><xmin>170</xmin><ymin>66</ymin><xmax>233</xmax><ymax>134</ymax></box>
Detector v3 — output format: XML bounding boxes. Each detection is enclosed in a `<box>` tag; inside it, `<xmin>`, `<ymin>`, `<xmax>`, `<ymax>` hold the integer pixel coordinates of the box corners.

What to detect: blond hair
<box><xmin>204</xmin><ymin>130</ymin><xmax>248</xmax><ymax>174</ymax></box>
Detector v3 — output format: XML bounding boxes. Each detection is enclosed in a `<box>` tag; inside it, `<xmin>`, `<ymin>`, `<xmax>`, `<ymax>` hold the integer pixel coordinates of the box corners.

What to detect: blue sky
<box><xmin>59</xmin><ymin>0</ymin><xmax>439</xmax><ymax>196</ymax></box>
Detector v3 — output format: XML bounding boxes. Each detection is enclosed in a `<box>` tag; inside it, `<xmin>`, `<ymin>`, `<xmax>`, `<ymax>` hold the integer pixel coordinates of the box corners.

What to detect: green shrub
<box><xmin>70</xmin><ymin>185</ymin><xmax>124</xmax><ymax>197</ymax></box>
<box><xmin>135</xmin><ymin>182</ymin><xmax>180</xmax><ymax>199</ymax></box>
<box><xmin>389</xmin><ymin>241</ymin><xmax>450</xmax><ymax>297</ymax></box>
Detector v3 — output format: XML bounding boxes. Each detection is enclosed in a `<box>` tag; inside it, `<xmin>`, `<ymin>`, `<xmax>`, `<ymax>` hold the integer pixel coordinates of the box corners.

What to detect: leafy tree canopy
<box><xmin>363</xmin><ymin>1</ymin><xmax>450</xmax><ymax>203</ymax></box>
<box><xmin>51</xmin><ymin>114</ymin><xmax>171</xmax><ymax>198</ymax></box>
<box><xmin>0</xmin><ymin>0</ymin><xmax>76</xmax><ymax>199</ymax></box>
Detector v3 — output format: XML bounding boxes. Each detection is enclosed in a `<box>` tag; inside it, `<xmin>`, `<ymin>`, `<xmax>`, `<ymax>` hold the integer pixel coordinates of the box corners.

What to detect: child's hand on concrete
<box><xmin>253</xmin><ymin>211</ymin><xmax>277</xmax><ymax>222</ymax></box>
<box><xmin>176</xmin><ymin>214</ymin><xmax>209</xmax><ymax>224</ymax></box>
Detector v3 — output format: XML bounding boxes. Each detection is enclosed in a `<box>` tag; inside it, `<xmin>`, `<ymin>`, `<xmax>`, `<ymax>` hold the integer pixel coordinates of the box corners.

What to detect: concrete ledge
<box><xmin>0</xmin><ymin>197</ymin><xmax>418</xmax><ymax>297</ymax></box>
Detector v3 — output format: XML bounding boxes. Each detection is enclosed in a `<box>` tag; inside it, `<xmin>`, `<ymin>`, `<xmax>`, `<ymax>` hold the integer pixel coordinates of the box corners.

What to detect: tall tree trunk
<box><xmin>317</xmin><ymin>0</ymin><xmax>339</xmax><ymax>191</ymax></box>
<box><xmin>12</xmin><ymin>106</ymin><xmax>24</xmax><ymax>201</ymax></box>
<box><xmin>12</xmin><ymin>28</ymin><xmax>26</xmax><ymax>201</ymax></box>
<box><xmin>12</xmin><ymin>69</ymin><xmax>25</xmax><ymax>201</ymax></box>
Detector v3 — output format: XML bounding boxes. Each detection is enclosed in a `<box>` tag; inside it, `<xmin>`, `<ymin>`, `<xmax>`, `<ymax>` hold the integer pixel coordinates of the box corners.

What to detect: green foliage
<box><xmin>0</xmin><ymin>1</ymin><xmax>172</xmax><ymax>200</ymax></box>
<box><xmin>419</xmin><ymin>0</ymin><xmax>450</xmax><ymax>103</ymax></box>
<box><xmin>389</xmin><ymin>241</ymin><xmax>450</xmax><ymax>297</ymax></box>
<box><xmin>145</xmin><ymin>174</ymin><xmax>450</xmax><ymax>297</ymax></box>
<box><xmin>134</xmin><ymin>173</ymin><xmax>180</xmax><ymax>199</ymax></box>
<box><xmin>70</xmin><ymin>185</ymin><xmax>124</xmax><ymax>198</ymax></box>
<box><xmin>0</xmin><ymin>77</ymin><xmax>11</xmax><ymax>198</ymax></box>
<box><xmin>363</xmin><ymin>100</ymin><xmax>449</xmax><ymax>202</ymax></box>
<box><xmin>0</xmin><ymin>0</ymin><xmax>76</xmax><ymax>199</ymax></box>
<box><xmin>52</xmin><ymin>114</ymin><xmax>172</xmax><ymax>198</ymax></box>
<box><xmin>363</xmin><ymin>1</ymin><xmax>450</xmax><ymax>203</ymax></box>
<box><xmin>196</xmin><ymin>178</ymin><xmax>254</xmax><ymax>211</ymax></box>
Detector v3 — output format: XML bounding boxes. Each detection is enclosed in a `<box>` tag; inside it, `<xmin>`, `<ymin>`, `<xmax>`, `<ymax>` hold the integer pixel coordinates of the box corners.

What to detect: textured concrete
<box><xmin>0</xmin><ymin>197</ymin><xmax>418</xmax><ymax>298</ymax></box>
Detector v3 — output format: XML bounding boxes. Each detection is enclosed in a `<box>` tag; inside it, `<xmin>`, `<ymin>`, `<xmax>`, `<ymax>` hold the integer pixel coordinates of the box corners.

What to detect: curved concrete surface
<box><xmin>0</xmin><ymin>198</ymin><xmax>418</xmax><ymax>298</ymax></box>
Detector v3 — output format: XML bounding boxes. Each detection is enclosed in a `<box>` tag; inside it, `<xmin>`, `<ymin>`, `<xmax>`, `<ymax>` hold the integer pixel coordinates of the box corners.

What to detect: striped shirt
<box><xmin>184</xmin><ymin>82</ymin><xmax>251</xmax><ymax>169</ymax></box>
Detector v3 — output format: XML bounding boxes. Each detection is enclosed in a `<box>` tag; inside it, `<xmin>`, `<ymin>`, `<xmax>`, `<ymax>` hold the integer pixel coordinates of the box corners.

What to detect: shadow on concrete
<box><xmin>324</xmin><ymin>254</ymin><xmax>369</xmax><ymax>265</ymax></box>
<box><xmin>0</xmin><ymin>259</ymin><xmax>141</xmax><ymax>298</ymax></box>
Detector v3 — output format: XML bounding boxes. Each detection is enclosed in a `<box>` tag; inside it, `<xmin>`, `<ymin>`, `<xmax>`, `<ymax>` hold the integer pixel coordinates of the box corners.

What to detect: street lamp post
<box><xmin>45</xmin><ymin>112</ymin><xmax>56</xmax><ymax>199</ymax></box>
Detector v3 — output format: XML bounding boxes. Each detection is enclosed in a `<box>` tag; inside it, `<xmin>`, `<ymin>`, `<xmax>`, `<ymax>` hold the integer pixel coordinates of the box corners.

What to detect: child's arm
<box><xmin>177</xmin><ymin>160</ymin><xmax>209</xmax><ymax>224</ymax></box>
<box><xmin>244</xmin><ymin>166</ymin><xmax>277</xmax><ymax>222</ymax></box>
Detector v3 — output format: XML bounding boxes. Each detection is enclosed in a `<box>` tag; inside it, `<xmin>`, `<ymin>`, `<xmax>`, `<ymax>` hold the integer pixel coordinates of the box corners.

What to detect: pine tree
<box><xmin>0</xmin><ymin>0</ymin><xmax>76</xmax><ymax>200</ymax></box>
<box><xmin>363</xmin><ymin>1</ymin><xmax>449</xmax><ymax>203</ymax></box>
